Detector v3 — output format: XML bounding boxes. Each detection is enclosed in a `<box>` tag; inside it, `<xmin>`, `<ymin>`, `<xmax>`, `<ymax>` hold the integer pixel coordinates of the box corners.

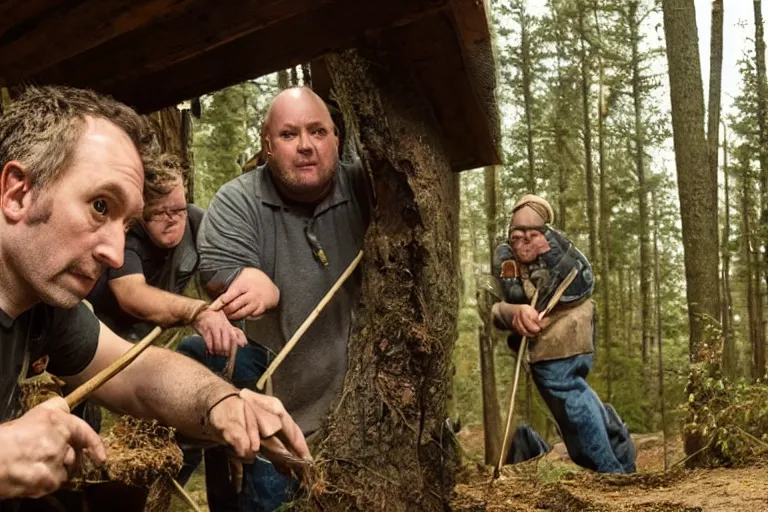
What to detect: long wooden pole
<box><xmin>65</xmin><ymin>326</ymin><xmax>163</xmax><ymax>410</ymax></box>
<box><xmin>256</xmin><ymin>250</ymin><xmax>364</xmax><ymax>390</ymax></box>
<box><xmin>495</xmin><ymin>268</ymin><xmax>579</xmax><ymax>475</ymax></box>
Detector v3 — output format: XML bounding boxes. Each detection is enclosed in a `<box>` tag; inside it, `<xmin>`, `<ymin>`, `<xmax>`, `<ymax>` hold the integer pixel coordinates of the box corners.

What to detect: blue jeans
<box><xmin>530</xmin><ymin>354</ymin><xmax>636</xmax><ymax>474</ymax></box>
<box><xmin>177</xmin><ymin>335</ymin><xmax>298</xmax><ymax>511</ymax></box>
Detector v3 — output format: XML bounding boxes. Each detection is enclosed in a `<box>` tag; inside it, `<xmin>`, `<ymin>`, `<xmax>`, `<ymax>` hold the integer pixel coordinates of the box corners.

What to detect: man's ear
<box><xmin>0</xmin><ymin>161</ymin><xmax>32</xmax><ymax>222</ymax></box>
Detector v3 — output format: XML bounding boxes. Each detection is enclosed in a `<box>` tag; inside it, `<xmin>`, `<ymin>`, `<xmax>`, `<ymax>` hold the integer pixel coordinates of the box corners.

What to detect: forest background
<box><xmin>186</xmin><ymin>0</ymin><xmax>768</xmax><ymax>456</ymax></box>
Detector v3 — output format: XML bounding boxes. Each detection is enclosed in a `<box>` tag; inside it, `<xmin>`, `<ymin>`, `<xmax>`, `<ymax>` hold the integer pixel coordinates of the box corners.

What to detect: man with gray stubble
<box><xmin>186</xmin><ymin>87</ymin><xmax>372</xmax><ymax>511</ymax></box>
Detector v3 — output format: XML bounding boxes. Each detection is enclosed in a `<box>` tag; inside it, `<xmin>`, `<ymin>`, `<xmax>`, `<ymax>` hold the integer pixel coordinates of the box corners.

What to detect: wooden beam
<box><xmin>393</xmin><ymin>7</ymin><xmax>500</xmax><ymax>170</ymax></box>
<box><xmin>0</xmin><ymin>0</ymin><xmax>59</xmax><ymax>41</ymax></box>
<box><xmin>0</xmin><ymin>0</ymin><xmax>197</xmax><ymax>85</ymax></box>
<box><xmin>77</xmin><ymin>0</ymin><xmax>449</xmax><ymax>113</ymax></box>
<box><xmin>16</xmin><ymin>0</ymin><xmax>331</xmax><ymax>89</ymax></box>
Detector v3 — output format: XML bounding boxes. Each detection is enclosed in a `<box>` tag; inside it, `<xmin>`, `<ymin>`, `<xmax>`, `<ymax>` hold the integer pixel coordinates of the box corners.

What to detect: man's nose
<box><xmin>297</xmin><ymin>132</ymin><xmax>313</xmax><ymax>153</ymax></box>
<box><xmin>93</xmin><ymin>221</ymin><xmax>126</xmax><ymax>269</ymax></box>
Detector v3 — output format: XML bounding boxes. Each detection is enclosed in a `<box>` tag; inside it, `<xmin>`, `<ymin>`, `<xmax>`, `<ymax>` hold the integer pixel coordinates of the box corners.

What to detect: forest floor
<box><xmin>451</xmin><ymin>427</ymin><xmax>768</xmax><ymax>511</ymax></box>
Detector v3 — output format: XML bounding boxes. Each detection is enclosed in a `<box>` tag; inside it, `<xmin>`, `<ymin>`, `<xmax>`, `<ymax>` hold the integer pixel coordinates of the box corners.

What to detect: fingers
<box><xmin>233</xmin><ymin>327</ymin><xmax>248</xmax><ymax>348</ymax></box>
<box><xmin>240</xmin><ymin>390</ymin><xmax>311</xmax><ymax>461</ymax></box>
<box><xmin>222</xmin><ymin>293</ymin><xmax>256</xmax><ymax>319</ymax></box>
<box><xmin>243</xmin><ymin>398</ymin><xmax>262</xmax><ymax>455</ymax></box>
<box><xmin>61</xmin><ymin>414</ymin><xmax>106</xmax><ymax>464</ymax></box>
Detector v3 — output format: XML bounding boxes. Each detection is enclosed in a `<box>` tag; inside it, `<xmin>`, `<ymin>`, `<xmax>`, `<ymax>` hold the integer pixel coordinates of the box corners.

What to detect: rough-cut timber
<box><xmin>303</xmin><ymin>46</ymin><xmax>461</xmax><ymax>511</ymax></box>
<box><xmin>0</xmin><ymin>0</ymin><xmax>500</xmax><ymax>171</ymax></box>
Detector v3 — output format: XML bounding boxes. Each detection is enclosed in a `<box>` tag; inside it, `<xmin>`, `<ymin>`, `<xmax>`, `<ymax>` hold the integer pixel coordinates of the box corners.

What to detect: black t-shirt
<box><xmin>0</xmin><ymin>302</ymin><xmax>100</xmax><ymax>422</ymax></box>
<box><xmin>87</xmin><ymin>205</ymin><xmax>203</xmax><ymax>339</ymax></box>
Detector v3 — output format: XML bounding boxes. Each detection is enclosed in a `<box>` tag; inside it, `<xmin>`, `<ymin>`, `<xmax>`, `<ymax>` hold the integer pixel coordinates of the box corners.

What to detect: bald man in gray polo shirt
<box><xmin>194</xmin><ymin>87</ymin><xmax>371</xmax><ymax>510</ymax></box>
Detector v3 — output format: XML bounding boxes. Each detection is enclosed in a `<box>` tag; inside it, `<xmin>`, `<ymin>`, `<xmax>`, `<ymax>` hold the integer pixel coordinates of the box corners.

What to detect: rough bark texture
<box><xmin>597</xmin><ymin>58</ymin><xmax>612</xmax><ymax>402</ymax></box>
<box><xmin>652</xmin><ymin>192</ymin><xmax>668</xmax><ymax>469</ymax></box>
<box><xmin>479</xmin><ymin>165</ymin><xmax>502</xmax><ymax>465</ymax></box>
<box><xmin>754</xmin><ymin>0</ymin><xmax>768</xmax><ymax>379</ymax></box>
<box><xmin>579</xmin><ymin>3</ymin><xmax>597</xmax><ymax>264</ymax></box>
<box><xmin>305</xmin><ymin>47</ymin><xmax>461</xmax><ymax>511</ymax></box>
<box><xmin>662</xmin><ymin>0</ymin><xmax>721</xmax><ymax>457</ymax></box>
<box><xmin>707</xmin><ymin>0</ymin><xmax>723</xmax><ymax>208</ymax></box>
<box><xmin>145</xmin><ymin>106</ymin><xmax>194</xmax><ymax>203</ymax></box>
<box><xmin>629</xmin><ymin>1</ymin><xmax>651</xmax><ymax>367</ymax></box>
<box><xmin>661</xmin><ymin>0</ymin><xmax>721</xmax><ymax>358</ymax></box>
<box><xmin>720</xmin><ymin>125</ymin><xmax>735</xmax><ymax>377</ymax></box>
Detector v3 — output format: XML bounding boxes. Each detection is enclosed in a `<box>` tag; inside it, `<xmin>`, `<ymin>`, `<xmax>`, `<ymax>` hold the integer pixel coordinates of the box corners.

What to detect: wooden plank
<box><xmin>393</xmin><ymin>8</ymin><xmax>500</xmax><ymax>170</ymax></box>
<box><xmin>72</xmin><ymin>0</ymin><xmax>449</xmax><ymax>112</ymax></box>
<box><xmin>0</xmin><ymin>0</ymin><xmax>197</xmax><ymax>84</ymax></box>
<box><xmin>13</xmin><ymin>0</ymin><xmax>331</xmax><ymax>89</ymax></box>
<box><xmin>0</xmin><ymin>0</ymin><xmax>59</xmax><ymax>40</ymax></box>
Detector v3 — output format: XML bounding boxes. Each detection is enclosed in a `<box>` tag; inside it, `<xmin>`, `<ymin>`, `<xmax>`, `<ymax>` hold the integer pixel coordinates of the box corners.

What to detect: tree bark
<box><xmin>629</xmin><ymin>1</ymin><xmax>652</xmax><ymax>368</ymax></box>
<box><xmin>720</xmin><ymin>123</ymin><xmax>735</xmax><ymax>377</ymax></box>
<box><xmin>145</xmin><ymin>106</ymin><xmax>194</xmax><ymax>202</ymax></box>
<box><xmin>312</xmin><ymin>47</ymin><xmax>461</xmax><ymax>511</ymax></box>
<box><xmin>519</xmin><ymin>6</ymin><xmax>537</xmax><ymax>193</ymax></box>
<box><xmin>753</xmin><ymin>0</ymin><xmax>768</xmax><ymax>301</ymax></box>
<box><xmin>277</xmin><ymin>69</ymin><xmax>289</xmax><ymax>89</ymax></box>
<box><xmin>707</xmin><ymin>0</ymin><xmax>723</xmax><ymax>209</ymax></box>
<box><xmin>661</xmin><ymin>0</ymin><xmax>721</xmax><ymax>360</ymax></box>
<box><xmin>301</xmin><ymin>63</ymin><xmax>312</xmax><ymax>87</ymax></box>
<box><xmin>652</xmin><ymin>190</ymin><xmax>668</xmax><ymax>470</ymax></box>
<box><xmin>579</xmin><ymin>2</ymin><xmax>598</xmax><ymax>263</ymax></box>
<box><xmin>595</xmin><ymin>8</ymin><xmax>612</xmax><ymax>402</ymax></box>
<box><xmin>479</xmin><ymin>165</ymin><xmax>502</xmax><ymax>465</ymax></box>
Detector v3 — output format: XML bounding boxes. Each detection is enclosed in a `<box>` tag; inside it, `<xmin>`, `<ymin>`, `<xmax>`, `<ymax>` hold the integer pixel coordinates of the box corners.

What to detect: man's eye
<box><xmin>92</xmin><ymin>199</ymin><xmax>108</xmax><ymax>216</ymax></box>
<box><xmin>280</xmin><ymin>132</ymin><xmax>295</xmax><ymax>139</ymax></box>
<box><xmin>312</xmin><ymin>128</ymin><xmax>328</xmax><ymax>136</ymax></box>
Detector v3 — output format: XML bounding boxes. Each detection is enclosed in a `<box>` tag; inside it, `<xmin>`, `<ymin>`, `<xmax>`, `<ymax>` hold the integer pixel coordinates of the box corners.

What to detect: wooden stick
<box><xmin>65</xmin><ymin>326</ymin><xmax>162</xmax><ymax>410</ymax></box>
<box><xmin>256</xmin><ymin>250</ymin><xmax>364</xmax><ymax>390</ymax></box>
<box><xmin>496</xmin><ymin>289</ymin><xmax>537</xmax><ymax>476</ymax></box>
<box><xmin>171</xmin><ymin>477</ymin><xmax>203</xmax><ymax>512</ymax></box>
<box><xmin>495</xmin><ymin>268</ymin><xmax>579</xmax><ymax>476</ymax></box>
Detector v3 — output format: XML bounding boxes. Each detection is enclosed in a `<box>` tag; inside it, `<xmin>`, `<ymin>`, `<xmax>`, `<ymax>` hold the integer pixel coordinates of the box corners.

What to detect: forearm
<box><xmin>90</xmin><ymin>347</ymin><xmax>235</xmax><ymax>439</ymax></box>
<box><xmin>117</xmin><ymin>284</ymin><xmax>206</xmax><ymax>327</ymax></box>
<box><xmin>492</xmin><ymin>302</ymin><xmax>520</xmax><ymax>331</ymax></box>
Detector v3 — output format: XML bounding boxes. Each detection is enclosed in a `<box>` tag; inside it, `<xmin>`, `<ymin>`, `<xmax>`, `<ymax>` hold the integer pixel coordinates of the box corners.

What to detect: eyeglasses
<box><xmin>145</xmin><ymin>206</ymin><xmax>187</xmax><ymax>222</ymax></box>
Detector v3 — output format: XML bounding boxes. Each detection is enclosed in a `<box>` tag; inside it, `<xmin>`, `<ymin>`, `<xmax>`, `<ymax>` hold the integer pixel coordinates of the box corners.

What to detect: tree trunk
<box><xmin>629</xmin><ymin>1</ymin><xmax>652</xmax><ymax>368</ymax></box>
<box><xmin>662</xmin><ymin>0</ymin><xmax>721</xmax><ymax>458</ymax></box>
<box><xmin>301</xmin><ymin>63</ymin><xmax>312</xmax><ymax>87</ymax></box>
<box><xmin>707</xmin><ymin>0</ymin><xmax>723</xmax><ymax>208</ymax></box>
<box><xmin>720</xmin><ymin>123</ymin><xmax>736</xmax><ymax>377</ymax></box>
<box><xmin>519</xmin><ymin>6</ymin><xmax>537</xmax><ymax>193</ymax></box>
<box><xmin>652</xmin><ymin>190</ymin><xmax>668</xmax><ymax>470</ymax></box>
<box><xmin>554</xmin><ymin>2</ymin><xmax>569</xmax><ymax>231</ymax></box>
<box><xmin>480</xmin><ymin>165</ymin><xmax>502</xmax><ymax>465</ymax></box>
<box><xmin>627</xmin><ymin>267</ymin><xmax>635</xmax><ymax>354</ymax></box>
<box><xmin>753</xmin><ymin>0</ymin><xmax>768</xmax><ymax>299</ymax></box>
<box><xmin>290</xmin><ymin>65</ymin><xmax>300</xmax><ymax>86</ymax></box>
<box><xmin>146</xmin><ymin>106</ymin><xmax>194</xmax><ymax>203</ymax></box>
<box><xmin>595</xmin><ymin>10</ymin><xmax>612</xmax><ymax>401</ymax></box>
<box><xmin>312</xmin><ymin>48</ymin><xmax>460</xmax><ymax>511</ymax></box>
<box><xmin>742</xmin><ymin>157</ymin><xmax>766</xmax><ymax>380</ymax></box>
<box><xmin>661</xmin><ymin>0</ymin><xmax>721</xmax><ymax>359</ymax></box>
<box><xmin>579</xmin><ymin>3</ymin><xmax>598</xmax><ymax>263</ymax></box>
<box><xmin>277</xmin><ymin>69</ymin><xmax>290</xmax><ymax>89</ymax></box>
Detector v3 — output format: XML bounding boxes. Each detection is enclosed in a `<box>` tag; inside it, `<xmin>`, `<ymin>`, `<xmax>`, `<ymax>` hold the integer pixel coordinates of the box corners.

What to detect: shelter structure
<box><xmin>0</xmin><ymin>2</ymin><xmax>500</xmax><ymax>509</ymax></box>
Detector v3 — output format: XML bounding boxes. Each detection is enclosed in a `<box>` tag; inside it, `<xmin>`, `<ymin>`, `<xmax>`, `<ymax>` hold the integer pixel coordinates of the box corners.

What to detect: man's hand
<box><xmin>512</xmin><ymin>304</ymin><xmax>544</xmax><ymax>337</ymax></box>
<box><xmin>216</xmin><ymin>268</ymin><xmax>280</xmax><ymax>321</ymax></box>
<box><xmin>207</xmin><ymin>389</ymin><xmax>310</xmax><ymax>474</ymax></box>
<box><xmin>192</xmin><ymin>308</ymin><xmax>247</xmax><ymax>356</ymax></box>
<box><xmin>0</xmin><ymin>397</ymin><xmax>106</xmax><ymax>499</ymax></box>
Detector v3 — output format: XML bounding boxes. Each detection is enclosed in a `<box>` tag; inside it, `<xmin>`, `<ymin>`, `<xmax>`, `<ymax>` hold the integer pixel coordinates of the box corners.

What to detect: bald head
<box><xmin>261</xmin><ymin>87</ymin><xmax>340</xmax><ymax>204</ymax></box>
<box><xmin>262</xmin><ymin>87</ymin><xmax>334</xmax><ymax>138</ymax></box>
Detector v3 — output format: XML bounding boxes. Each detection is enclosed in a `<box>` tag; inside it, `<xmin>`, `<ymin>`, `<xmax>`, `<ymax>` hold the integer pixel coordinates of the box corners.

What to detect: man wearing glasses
<box><xmin>87</xmin><ymin>152</ymin><xmax>245</xmax><ymax>352</ymax></box>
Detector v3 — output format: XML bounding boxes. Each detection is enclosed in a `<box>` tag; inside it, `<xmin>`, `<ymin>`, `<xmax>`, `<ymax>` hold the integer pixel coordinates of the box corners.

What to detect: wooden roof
<box><xmin>0</xmin><ymin>0</ymin><xmax>500</xmax><ymax>171</ymax></box>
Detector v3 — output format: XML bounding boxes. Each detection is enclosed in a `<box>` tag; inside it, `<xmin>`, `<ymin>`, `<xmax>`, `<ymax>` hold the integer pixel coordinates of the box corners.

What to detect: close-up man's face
<box><xmin>143</xmin><ymin>182</ymin><xmax>187</xmax><ymax>249</ymax></box>
<box><xmin>1</xmin><ymin>117</ymin><xmax>144</xmax><ymax>308</ymax></box>
<box><xmin>265</xmin><ymin>89</ymin><xmax>339</xmax><ymax>203</ymax></box>
<box><xmin>509</xmin><ymin>206</ymin><xmax>549</xmax><ymax>264</ymax></box>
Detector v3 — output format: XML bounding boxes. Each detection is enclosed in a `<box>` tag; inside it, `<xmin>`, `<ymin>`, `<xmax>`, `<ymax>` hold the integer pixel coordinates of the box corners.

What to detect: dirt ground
<box><xmin>451</xmin><ymin>427</ymin><xmax>768</xmax><ymax>512</ymax></box>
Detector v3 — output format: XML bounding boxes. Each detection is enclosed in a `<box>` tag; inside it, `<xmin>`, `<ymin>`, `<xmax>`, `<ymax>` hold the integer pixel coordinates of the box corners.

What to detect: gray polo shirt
<box><xmin>197</xmin><ymin>161</ymin><xmax>371</xmax><ymax>434</ymax></box>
